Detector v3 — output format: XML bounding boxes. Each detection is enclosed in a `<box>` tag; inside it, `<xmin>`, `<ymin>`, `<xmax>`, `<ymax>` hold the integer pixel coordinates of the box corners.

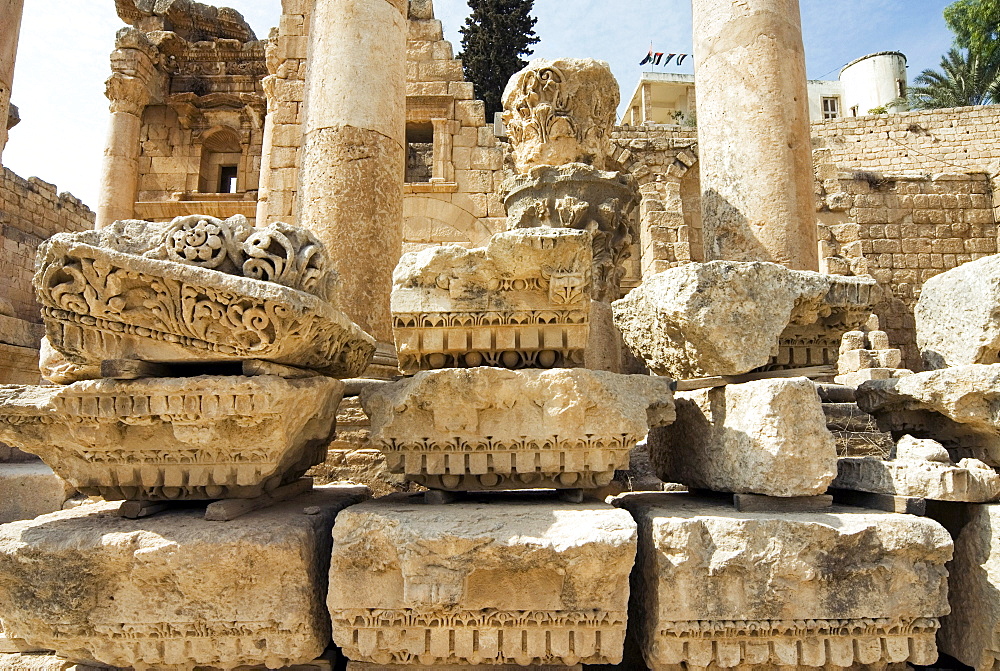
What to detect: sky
<box><xmin>2</xmin><ymin>0</ymin><xmax>955</xmax><ymax>210</ymax></box>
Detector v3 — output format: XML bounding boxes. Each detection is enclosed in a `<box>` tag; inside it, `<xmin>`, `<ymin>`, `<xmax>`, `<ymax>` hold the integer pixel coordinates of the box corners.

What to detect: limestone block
<box><xmin>328</xmin><ymin>497</ymin><xmax>636</xmax><ymax>666</ymax></box>
<box><xmin>502</xmin><ymin>58</ymin><xmax>618</xmax><ymax>172</ymax></box>
<box><xmin>0</xmin><ymin>486</ymin><xmax>366</xmax><ymax>671</ymax></box>
<box><xmin>360</xmin><ymin>368</ymin><xmax>674</xmax><ymax>491</ymax></box>
<box><xmin>939</xmin><ymin>502</ymin><xmax>1000</xmax><ymax>668</ymax></box>
<box><xmin>34</xmin><ymin>216</ymin><xmax>375</xmax><ymax>377</ymax></box>
<box><xmin>391</xmin><ymin>228</ymin><xmax>593</xmax><ymax>374</ymax></box>
<box><xmin>916</xmin><ymin>253</ymin><xmax>1000</xmax><ymax>369</ymax></box>
<box><xmin>617</xmin><ymin>493</ymin><xmax>953</xmax><ymax>670</ymax></box>
<box><xmin>0</xmin><ymin>375</ymin><xmax>342</xmax><ymax>501</ymax></box>
<box><xmin>501</xmin><ymin>163</ymin><xmax>639</xmax><ymax>303</ymax></box>
<box><xmin>0</xmin><ymin>463</ymin><xmax>74</xmax><ymax>524</ymax></box>
<box><xmin>836</xmin><ymin>455</ymin><xmax>1000</xmax><ymax>502</ymax></box>
<box><xmin>649</xmin><ymin>378</ymin><xmax>837</xmax><ymax>497</ymax></box>
<box><xmin>857</xmin><ymin>364</ymin><xmax>1000</xmax><ymax>467</ymax></box>
<box><xmin>612</xmin><ymin>261</ymin><xmax>880</xmax><ymax>379</ymax></box>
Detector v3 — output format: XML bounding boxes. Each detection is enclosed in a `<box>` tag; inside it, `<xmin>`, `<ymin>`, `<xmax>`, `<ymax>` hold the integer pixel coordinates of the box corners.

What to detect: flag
<box><xmin>640</xmin><ymin>49</ymin><xmax>652</xmax><ymax>66</ymax></box>
<box><xmin>652</xmin><ymin>53</ymin><xmax>664</xmax><ymax>65</ymax></box>
<box><xmin>664</xmin><ymin>53</ymin><xmax>676</xmax><ymax>65</ymax></box>
<box><xmin>677</xmin><ymin>54</ymin><xmax>689</xmax><ymax>65</ymax></box>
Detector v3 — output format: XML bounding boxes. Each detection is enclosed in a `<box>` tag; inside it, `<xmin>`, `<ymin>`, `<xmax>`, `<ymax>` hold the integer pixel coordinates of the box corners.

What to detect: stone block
<box><xmin>0</xmin><ymin>486</ymin><xmax>366</xmax><ymax>671</ymax></box>
<box><xmin>939</xmin><ymin>502</ymin><xmax>1000</xmax><ymax>668</ymax></box>
<box><xmin>0</xmin><ymin>463</ymin><xmax>74</xmax><ymax>524</ymax></box>
<box><xmin>612</xmin><ymin>261</ymin><xmax>879</xmax><ymax>379</ymax></box>
<box><xmin>328</xmin><ymin>496</ymin><xmax>636</xmax><ymax>666</ymax></box>
<box><xmin>616</xmin><ymin>493</ymin><xmax>953</xmax><ymax>670</ymax></box>
<box><xmin>835</xmin><ymin>435</ymin><xmax>1000</xmax><ymax>502</ymax></box>
<box><xmin>34</xmin><ymin>217</ymin><xmax>375</xmax><ymax>377</ymax></box>
<box><xmin>0</xmin><ymin>375</ymin><xmax>342</xmax><ymax>502</ymax></box>
<box><xmin>361</xmin><ymin>367</ymin><xmax>674</xmax><ymax>491</ymax></box>
<box><xmin>916</xmin><ymin>253</ymin><xmax>1000</xmax><ymax>369</ymax></box>
<box><xmin>649</xmin><ymin>378</ymin><xmax>837</xmax><ymax>497</ymax></box>
<box><xmin>857</xmin><ymin>364</ymin><xmax>1000</xmax><ymax>468</ymax></box>
<box><xmin>391</xmin><ymin>228</ymin><xmax>594</xmax><ymax>373</ymax></box>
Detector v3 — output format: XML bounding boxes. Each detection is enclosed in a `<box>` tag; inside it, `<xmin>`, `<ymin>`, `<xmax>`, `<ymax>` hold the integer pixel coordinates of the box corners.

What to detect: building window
<box><xmin>406</xmin><ymin>122</ymin><xmax>434</xmax><ymax>183</ymax></box>
<box><xmin>199</xmin><ymin>127</ymin><xmax>243</xmax><ymax>194</ymax></box>
<box><xmin>850</xmin><ymin>105</ymin><xmax>859</xmax><ymax>117</ymax></box>
<box><xmin>897</xmin><ymin>79</ymin><xmax>907</xmax><ymax>98</ymax></box>
<box><xmin>821</xmin><ymin>97</ymin><xmax>840</xmax><ymax>120</ymax></box>
<box><xmin>218</xmin><ymin>165</ymin><xmax>238</xmax><ymax>194</ymax></box>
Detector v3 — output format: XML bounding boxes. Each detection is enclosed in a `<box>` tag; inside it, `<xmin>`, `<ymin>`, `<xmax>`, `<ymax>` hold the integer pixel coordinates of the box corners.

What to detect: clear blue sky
<box><xmin>3</xmin><ymin>0</ymin><xmax>954</xmax><ymax>209</ymax></box>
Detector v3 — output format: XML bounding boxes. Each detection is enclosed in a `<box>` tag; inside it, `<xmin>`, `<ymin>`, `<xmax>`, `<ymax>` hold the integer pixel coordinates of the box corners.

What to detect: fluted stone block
<box><xmin>328</xmin><ymin>496</ymin><xmax>637</xmax><ymax>666</ymax></box>
<box><xmin>616</xmin><ymin>493</ymin><xmax>953</xmax><ymax>670</ymax></box>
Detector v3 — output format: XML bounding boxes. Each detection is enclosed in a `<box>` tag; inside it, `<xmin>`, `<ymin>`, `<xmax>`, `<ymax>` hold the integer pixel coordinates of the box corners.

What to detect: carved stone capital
<box><xmin>105</xmin><ymin>74</ymin><xmax>150</xmax><ymax>116</ymax></box>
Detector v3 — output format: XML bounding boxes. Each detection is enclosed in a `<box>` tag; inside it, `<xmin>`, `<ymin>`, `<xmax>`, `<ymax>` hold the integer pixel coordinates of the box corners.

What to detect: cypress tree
<box><xmin>457</xmin><ymin>0</ymin><xmax>540</xmax><ymax>119</ymax></box>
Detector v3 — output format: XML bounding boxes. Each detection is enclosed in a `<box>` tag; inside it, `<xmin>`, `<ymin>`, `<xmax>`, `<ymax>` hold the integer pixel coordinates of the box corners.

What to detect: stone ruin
<box><xmin>2</xmin><ymin>0</ymin><xmax>1000</xmax><ymax>670</ymax></box>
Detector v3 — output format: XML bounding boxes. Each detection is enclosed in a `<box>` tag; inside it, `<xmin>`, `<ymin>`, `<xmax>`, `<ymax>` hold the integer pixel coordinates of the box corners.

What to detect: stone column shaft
<box><xmin>693</xmin><ymin>0</ymin><xmax>818</xmax><ymax>270</ymax></box>
<box><xmin>298</xmin><ymin>0</ymin><xmax>407</xmax><ymax>342</ymax></box>
<box><xmin>0</xmin><ymin>0</ymin><xmax>25</xmax><ymax>164</ymax></box>
<box><xmin>96</xmin><ymin>74</ymin><xmax>149</xmax><ymax>229</ymax></box>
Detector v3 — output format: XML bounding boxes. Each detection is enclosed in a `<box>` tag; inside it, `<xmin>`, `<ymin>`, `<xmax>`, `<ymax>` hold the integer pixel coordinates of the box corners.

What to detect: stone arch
<box><xmin>403</xmin><ymin>196</ymin><xmax>495</xmax><ymax>248</ymax></box>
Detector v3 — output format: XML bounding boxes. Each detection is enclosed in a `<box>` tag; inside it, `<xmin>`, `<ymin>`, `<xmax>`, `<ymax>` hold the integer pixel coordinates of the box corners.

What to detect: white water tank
<box><xmin>840</xmin><ymin>51</ymin><xmax>907</xmax><ymax>116</ymax></box>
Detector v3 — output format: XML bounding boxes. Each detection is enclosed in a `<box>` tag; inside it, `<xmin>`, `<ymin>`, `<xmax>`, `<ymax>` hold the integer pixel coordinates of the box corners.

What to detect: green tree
<box><xmin>457</xmin><ymin>0</ymin><xmax>540</xmax><ymax>119</ymax></box>
<box><xmin>908</xmin><ymin>0</ymin><xmax>1000</xmax><ymax>109</ymax></box>
<box><xmin>944</xmin><ymin>0</ymin><xmax>1000</xmax><ymax>61</ymax></box>
<box><xmin>909</xmin><ymin>47</ymin><xmax>1000</xmax><ymax>109</ymax></box>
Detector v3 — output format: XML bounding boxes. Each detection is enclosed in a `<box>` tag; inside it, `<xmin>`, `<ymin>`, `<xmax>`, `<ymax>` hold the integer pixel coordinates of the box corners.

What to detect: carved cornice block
<box><xmin>613</xmin><ymin>261</ymin><xmax>881</xmax><ymax>379</ymax></box>
<box><xmin>360</xmin><ymin>368</ymin><xmax>674</xmax><ymax>491</ymax></box>
<box><xmin>392</xmin><ymin>228</ymin><xmax>593</xmax><ymax>374</ymax></box>
<box><xmin>34</xmin><ymin>216</ymin><xmax>375</xmax><ymax>378</ymax></box>
<box><xmin>0</xmin><ymin>375</ymin><xmax>343</xmax><ymax>501</ymax></box>
<box><xmin>616</xmin><ymin>493</ymin><xmax>954</xmax><ymax>670</ymax></box>
<box><xmin>328</xmin><ymin>498</ymin><xmax>637</xmax><ymax>666</ymax></box>
<box><xmin>0</xmin><ymin>487</ymin><xmax>366</xmax><ymax>670</ymax></box>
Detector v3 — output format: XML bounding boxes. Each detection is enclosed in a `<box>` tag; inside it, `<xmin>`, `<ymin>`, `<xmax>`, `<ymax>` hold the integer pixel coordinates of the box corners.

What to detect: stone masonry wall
<box><xmin>0</xmin><ymin>168</ymin><xmax>94</xmax><ymax>323</ymax></box>
<box><xmin>0</xmin><ymin>167</ymin><xmax>93</xmax><ymax>383</ymax></box>
<box><xmin>812</xmin><ymin>105</ymin><xmax>1000</xmax><ymax>174</ymax></box>
<box><xmin>816</xmin><ymin>162</ymin><xmax>996</xmax><ymax>369</ymax></box>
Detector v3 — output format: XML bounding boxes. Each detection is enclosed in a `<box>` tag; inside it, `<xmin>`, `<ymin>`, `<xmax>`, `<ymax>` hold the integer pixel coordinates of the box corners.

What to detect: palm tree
<box><xmin>909</xmin><ymin>47</ymin><xmax>1000</xmax><ymax>109</ymax></box>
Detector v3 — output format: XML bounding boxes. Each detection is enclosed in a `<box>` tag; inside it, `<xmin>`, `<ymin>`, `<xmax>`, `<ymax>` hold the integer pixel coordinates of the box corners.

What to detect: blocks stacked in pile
<box><xmin>0</xmin><ymin>214</ymin><xmax>375</xmax><ymax>669</ymax></box>
<box><xmin>827</xmin><ymin>254</ymin><xmax>1000</xmax><ymax>668</ymax></box>
<box><xmin>610</xmin><ymin>260</ymin><xmax>954</xmax><ymax>669</ymax></box>
<box><xmin>327</xmin><ymin>58</ymin><xmax>675</xmax><ymax>669</ymax></box>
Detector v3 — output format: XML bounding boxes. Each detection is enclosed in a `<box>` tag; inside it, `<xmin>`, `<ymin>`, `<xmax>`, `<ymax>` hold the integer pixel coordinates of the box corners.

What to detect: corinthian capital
<box><xmin>105</xmin><ymin>74</ymin><xmax>150</xmax><ymax>116</ymax></box>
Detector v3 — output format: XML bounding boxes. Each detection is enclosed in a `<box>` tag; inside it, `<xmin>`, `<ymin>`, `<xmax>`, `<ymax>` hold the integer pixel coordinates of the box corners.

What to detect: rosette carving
<box><xmin>162</xmin><ymin>214</ymin><xmax>251</xmax><ymax>273</ymax></box>
<box><xmin>242</xmin><ymin>223</ymin><xmax>331</xmax><ymax>299</ymax></box>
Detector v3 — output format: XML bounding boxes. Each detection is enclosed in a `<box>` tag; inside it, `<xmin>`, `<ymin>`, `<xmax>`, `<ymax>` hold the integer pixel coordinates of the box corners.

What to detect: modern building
<box><xmin>622</xmin><ymin>51</ymin><xmax>908</xmax><ymax>125</ymax></box>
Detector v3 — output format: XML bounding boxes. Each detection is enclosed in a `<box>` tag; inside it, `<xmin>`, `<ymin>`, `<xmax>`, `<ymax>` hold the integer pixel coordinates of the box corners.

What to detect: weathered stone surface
<box><xmin>616</xmin><ymin>493</ymin><xmax>953</xmax><ymax>670</ymax></box>
<box><xmin>501</xmin><ymin>164</ymin><xmax>638</xmax><ymax>303</ymax></box>
<box><xmin>392</xmin><ymin>228</ymin><xmax>593</xmax><ymax>374</ymax></box>
<box><xmin>0</xmin><ymin>375</ymin><xmax>343</xmax><ymax>501</ymax></box>
<box><xmin>328</xmin><ymin>496</ymin><xmax>636</xmax><ymax>666</ymax></box>
<box><xmin>916</xmin><ymin>254</ymin><xmax>1000</xmax><ymax>369</ymax></box>
<box><xmin>857</xmin><ymin>364</ymin><xmax>1000</xmax><ymax>467</ymax></box>
<box><xmin>297</xmin><ymin>0</ymin><xmax>406</xmax><ymax>343</ymax></box>
<box><xmin>0</xmin><ymin>463</ymin><xmax>74</xmax><ymax>524</ymax></box>
<box><xmin>612</xmin><ymin>261</ymin><xmax>879</xmax><ymax>379</ymax></box>
<box><xmin>35</xmin><ymin>217</ymin><xmax>375</xmax><ymax>378</ymax></box>
<box><xmin>502</xmin><ymin>58</ymin><xmax>618</xmax><ymax>172</ymax></box>
<box><xmin>939</xmin><ymin>502</ymin><xmax>1000</xmax><ymax>668</ymax></box>
<box><xmin>649</xmin><ymin>378</ymin><xmax>837</xmax><ymax>497</ymax></box>
<box><xmin>0</xmin><ymin>486</ymin><xmax>366</xmax><ymax>671</ymax></box>
<box><xmin>114</xmin><ymin>0</ymin><xmax>256</xmax><ymax>42</ymax></box>
<box><xmin>836</xmin><ymin>322</ymin><xmax>911</xmax><ymax>387</ymax></box>
<box><xmin>360</xmin><ymin>368</ymin><xmax>674</xmax><ymax>490</ymax></box>
<box><xmin>835</xmin><ymin>435</ymin><xmax>1000</xmax><ymax>502</ymax></box>
<box><xmin>693</xmin><ymin>0</ymin><xmax>818</xmax><ymax>270</ymax></box>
